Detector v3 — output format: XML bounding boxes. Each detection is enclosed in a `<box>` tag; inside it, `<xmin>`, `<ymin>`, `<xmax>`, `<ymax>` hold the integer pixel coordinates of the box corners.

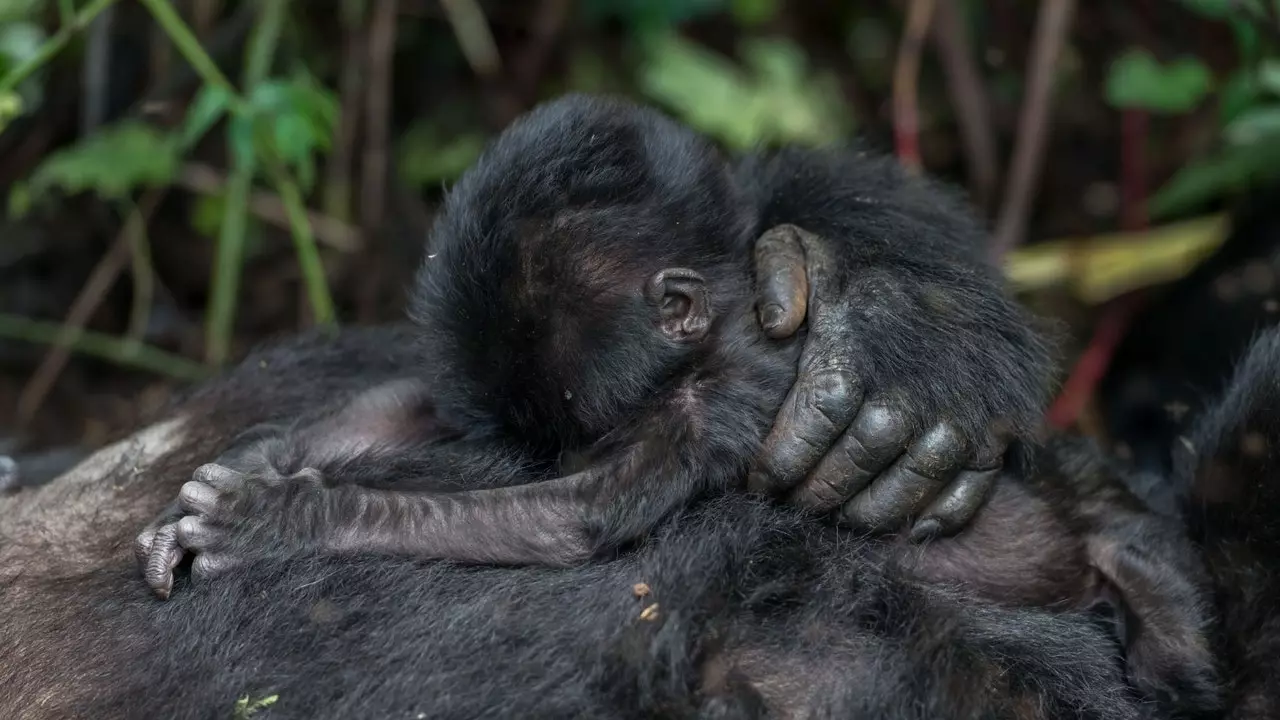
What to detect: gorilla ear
<box><xmin>645</xmin><ymin>268</ymin><xmax>712</xmax><ymax>343</ymax></box>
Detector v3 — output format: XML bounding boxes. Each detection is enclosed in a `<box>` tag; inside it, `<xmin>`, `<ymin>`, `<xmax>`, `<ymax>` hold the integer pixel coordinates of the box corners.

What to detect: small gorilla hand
<box><xmin>134</xmin><ymin>463</ymin><xmax>328</xmax><ymax>599</ymax></box>
<box><xmin>748</xmin><ymin>224</ymin><xmax>1048</xmax><ymax>539</ymax></box>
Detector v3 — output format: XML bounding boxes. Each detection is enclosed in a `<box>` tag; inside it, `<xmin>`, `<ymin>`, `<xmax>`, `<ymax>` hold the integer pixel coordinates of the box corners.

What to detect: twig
<box><xmin>17</xmin><ymin>190</ymin><xmax>166</xmax><ymax>425</ymax></box>
<box><xmin>357</xmin><ymin>0</ymin><xmax>398</xmax><ymax>321</ymax></box>
<box><xmin>362</xmin><ymin>0</ymin><xmax>397</xmax><ymax>236</ymax></box>
<box><xmin>501</xmin><ymin>0</ymin><xmax>571</xmax><ymax>121</ymax></box>
<box><xmin>80</xmin><ymin>2</ymin><xmax>114</xmax><ymax>133</ymax></box>
<box><xmin>892</xmin><ymin>0</ymin><xmax>936</xmax><ymax>173</ymax></box>
<box><xmin>0</xmin><ymin>0</ymin><xmax>118</xmax><ymax>95</ymax></box>
<box><xmin>266</xmin><ymin>163</ymin><xmax>337</xmax><ymax>328</ymax></box>
<box><xmin>439</xmin><ymin>0</ymin><xmax>501</xmax><ymax>77</ymax></box>
<box><xmin>0</xmin><ymin>313</ymin><xmax>208</xmax><ymax>383</ymax></box>
<box><xmin>323</xmin><ymin>0</ymin><xmax>368</xmax><ymax>223</ymax></box>
<box><xmin>193</xmin><ymin>0</ymin><xmax>225</xmax><ymax>38</ymax></box>
<box><xmin>122</xmin><ymin>200</ymin><xmax>155</xmax><ymax>341</ymax></box>
<box><xmin>176</xmin><ymin>163</ymin><xmax>363</xmax><ymax>252</ymax></box>
<box><xmin>930</xmin><ymin>0</ymin><xmax>999</xmax><ymax>210</ymax></box>
<box><xmin>196</xmin><ymin>0</ymin><xmax>289</xmax><ymax>365</ymax></box>
<box><xmin>990</xmin><ymin>0</ymin><xmax>1077</xmax><ymax>260</ymax></box>
<box><xmin>135</xmin><ymin>0</ymin><xmax>244</xmax><ymax>108</ymax></box>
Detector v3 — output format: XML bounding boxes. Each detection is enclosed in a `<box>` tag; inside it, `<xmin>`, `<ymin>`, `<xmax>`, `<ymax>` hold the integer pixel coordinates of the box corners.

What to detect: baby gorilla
<box><xmin>136</xmin><ymin>94</ymin><xmax>1043</xmax><ymax>595</ymax></box>
<box><xmin>138</xmin><ymin>95</ymin><xmax>804</xmax><ymax>589</ymax></box>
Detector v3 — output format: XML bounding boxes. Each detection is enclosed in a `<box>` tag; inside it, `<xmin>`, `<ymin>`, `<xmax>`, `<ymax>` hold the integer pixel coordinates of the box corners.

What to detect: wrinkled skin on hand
<box><xmin>135</xmin><ymin>461</ymin><xmax>328</xmax><ymax>599</ymax></box>
<box><xmin>748</xmin><ymin>224</ymin><xmax>1048</xmax><ymax>540</ymax></box>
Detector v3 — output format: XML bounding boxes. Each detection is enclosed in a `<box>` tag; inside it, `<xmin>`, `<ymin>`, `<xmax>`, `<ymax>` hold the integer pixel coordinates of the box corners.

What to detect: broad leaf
<box><xmin>638</xmin><ymin>33</ymin><xmax>850</xmax><ymax>150</ymax></box>
<box><xmin>28</xmin><ymin>121</ymin><xmax>179</xmax><ymax>200</ymax></box>
<box><xmin>178</xmin><ymin>84</ymin><xmax>231</xmax><ymax>151</ymax></box>
<box><xmin>1149</xmin><ymin>140</ymin><xmax>1280</xmax><ymax>218</ymax></box>
<box><xmin>1105</xmin><ymin>49</ymin><xmax>1212</xmax><ymax>114</ymax></box>
<box><xmin>397</xmin><ymin>121</ymin><xmax>487</xmax><ymax>187</ymax></box>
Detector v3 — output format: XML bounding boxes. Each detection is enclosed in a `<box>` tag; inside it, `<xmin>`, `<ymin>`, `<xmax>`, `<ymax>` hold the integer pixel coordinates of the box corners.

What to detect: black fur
<box><xmin>136</xmin><ymin>95</ymin><xmax>1055</xmax><ymax>584</ymax></box>
<box><xmin>1178</xmin><ymin>325</ymin><xmax>1280</xmax><ymax>718</ymax></box>
<box><xmin>0</xmin><ymin>327</ymin><xmax>1218</xmax><ymax>719</ymax></box>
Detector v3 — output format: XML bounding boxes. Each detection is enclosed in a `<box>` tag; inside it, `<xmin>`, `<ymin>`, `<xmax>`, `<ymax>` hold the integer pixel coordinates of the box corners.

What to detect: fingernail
<box><xmin>909</xmin><ymin>518</ymin><xmax>941</xmax><ymax>543</ymax></box>
<box><xmin>760</xmin><ymin>303</ymin><xmax>785</xmax><ymax>331</ymax></box>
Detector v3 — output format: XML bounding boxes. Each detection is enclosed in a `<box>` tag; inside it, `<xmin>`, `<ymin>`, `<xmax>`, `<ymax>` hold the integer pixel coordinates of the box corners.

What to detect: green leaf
<box><xmin>1175</xmin><ymin>0</ymin><xmax>1258</xmax><ymax>18</ymax></box>
<box><xmin>178</xmin><ymin>84</ymin><xmax>231</xmax><ymax>151</ymax></box>
<box><xmin>190</xmin><ymin>192</ymin><xmax>226</xmax><ymax>239</ymax></box>
<box><xmin>7</xmin><ymin>180</ymin><xmax>30</xmax><ymax>219</ymax></box>
<box><xmin>397</xmin><ymin>121</ymin><xmax>487</xmax><ymax>187</ymax></box>
<box><xmin>0</xmin><ymin>19</ymin><xmax>47</xmax><ymax>113</ymax></box>
<box><xmin>1220</xmin><ymin>69</ymin><xmax>1261</xmax><ymax>127</ymax></box>
<box><xmin>730</xmin><ymin>0</ymin><xmax>777</xmax><ymax>26</ymax></box>
<box><xmin>580</xmin><ymin>0</ymin><xmax>726</xmax><ymax>31</ymax></box>
<box><xmin>1149</xmin><ymin>140</ymin><xmax>1280</xmax><ymax>218</ymax></box>
<box><xmin>241</xmin><ymin>74</ymin><xmax>338</xmax><ymax>188</ymax></box>
<box><xmin>28</xmin><ymin>121</ymin><xmax>179</xmax><ymax>201</ymax></box>
<box><xmin>0</xmin><ymin>0</ymin><xmax>43</xmax><ymax>23</ymax></box>
<box><xmin>227</xmin><ymin>114</ymin><xmax>257</xmax><ymax>169</ymax></box>
<box><xmin>1105</xmin><ymin>49</ymin><xmax>1212</xmax><ymax>114</ymax></box>
<box><xmin>0</xmin><ymin>90</ymin><xmax>21</xmax><ymax>133</ymax></box>
<box><xmin>1225</xmin><ymin>105</ymin><xmax>1280</xmax><ymax>144</ymax></box>
<box><xmin>1258</xmin><ymin>60</ymin><xmax>1280</xmax><ymax>96</ymax></box>
<box><xmin>637</xmin><ymin>33</ymin><xmax>850</xmax><ymax>150</ymax></box>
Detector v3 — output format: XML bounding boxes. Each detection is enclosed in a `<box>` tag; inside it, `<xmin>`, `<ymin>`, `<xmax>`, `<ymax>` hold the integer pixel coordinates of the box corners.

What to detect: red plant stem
<box><xmin>1046</xmin><ymin>294</ymin><xmax>1145</xmax><ymax>429</ymax></box>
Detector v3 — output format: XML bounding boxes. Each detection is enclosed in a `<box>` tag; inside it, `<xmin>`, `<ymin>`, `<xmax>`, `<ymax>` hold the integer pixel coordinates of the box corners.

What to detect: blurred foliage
<box><xmin>639</xmin><ymin>33</ymin><xmax>851</xmax><ymax>149</ymax></box>
<box><xmin>4</xmin><ymin>0</ymin><xmax>1280</xmax><ymax>383</ymax></box>
<box><xmin>25</xmin><ymin>120</ymin><xmax>178</xmax><ymax>201</ymax></box>
<box><xmin>1105</xmin><ymin>0</ymin><xmax>1280</xmax><ymax>218</ymax></box>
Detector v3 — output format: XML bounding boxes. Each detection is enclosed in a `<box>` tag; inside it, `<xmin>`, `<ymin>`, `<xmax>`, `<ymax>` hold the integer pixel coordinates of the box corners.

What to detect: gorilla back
<box><xmin>0</xmin><ymin>325</ymin><xmax>1219</xmax><ymax>720</ymax></box>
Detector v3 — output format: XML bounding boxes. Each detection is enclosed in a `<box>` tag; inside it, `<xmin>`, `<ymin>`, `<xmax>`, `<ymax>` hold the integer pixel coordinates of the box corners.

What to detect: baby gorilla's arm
<box><xmin>137</xmin><ymin>359</ymin><xmax>778</xmax><ymax>597</ymax></box>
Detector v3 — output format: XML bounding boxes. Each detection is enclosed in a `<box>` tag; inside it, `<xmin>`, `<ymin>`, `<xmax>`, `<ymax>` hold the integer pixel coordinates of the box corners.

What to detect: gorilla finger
<box><xmin>192</xmin><ymin>553</ymin><xmax>239</xmax><ymax>581</ymax></box>
<box><xmin>178</xmin><ymin>480</ymin><xmax>221</xmax><ymax>516</ymax></box>
<box><xmin>134</xmin><ymin>527</ymin><xmax>157</xmax><ymax>566</ymax></box>
<box><xmin>839</xmin><ymin>421</ymin><xmax>970</xmax><ymax>533</ymax></box>
<box><xmin>176</xmin><ymin>515</ymin><xmax>223</xmax><ymax>552</ymax></box>
<box><xmin>748</xmin><ymin>367</ymin><xmax>863</xmax><ymax>494</ymax></box>
<box><xmin>144</xmin><ymin>524</ymin><xmax>185</xmax><ymax>600</ymax></box>
<box><xmin>908</xmin><ymin>467</ymin><xmax>1000</xmax><ymax>541</ymax></box>
<box><xmin>192</xmin><ymin>463</ymin><xmax>244</xmax><ymax>490</ymax></box>
<box><xmin>753</xmin><ymin>224</ymin><xmax>808</xmax><ymax>339</ymax></box>
<box><xmin>787</xmin><ymin>404</ymin><xmax>911</xmax><ymax>513</ymax></box>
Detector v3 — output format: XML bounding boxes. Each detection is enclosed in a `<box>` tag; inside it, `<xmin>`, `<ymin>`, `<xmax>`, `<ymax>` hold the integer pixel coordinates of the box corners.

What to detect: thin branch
<box><xmin>0</xmin><ymin>0</ymin><xmax>118</xmax><ymax>95</ymax></box>
<box><xmin>892</xmin><ymin>0</ymin><xmax>936</xmax><ymax>173</ymax></box>
<box><xmin>17</xmin><ymin>190</ymin><xmax>166</xmax><ymax>425</ymax></box>
<box><xmin>990</xmin><ymin>0</ymin><xmax>1077</xmax><ymax>260</ymax></box>
<box><xmin>0</xmin><ymin>313</ymin><xmax>208</xmax><ymax>384</ymax></box>
<box><xmin>80</xmin><ymin>3</ymin><xmax>114</xmax><ymax>133</ymax></box>
<box><xmin>439</xmin><ymin>0</ymin><xmax>501</xmax><ymax>77</ymax></box>
<box><xmin>930</xmin><ymin>0</ymin><xmax>999</xmax><ymax>210</ymax></box>
<box><xmin>175</xmin><ymin>163</ymin><xmax>363</xmax><ymax>252</ymax></box>
<box><xmin>323</xmin><ymin>0</ymin><xmax>368</xmax><ymax>223</ymax></box>
<box><xmin>361</xmin><ymin>0</ymin><xmax>397</xmax><ymax>236</ymax></box>
<box><xmin>123</xmin><ymin>200</ymin><xmax>156</xmax><ymax>341</ymax></box>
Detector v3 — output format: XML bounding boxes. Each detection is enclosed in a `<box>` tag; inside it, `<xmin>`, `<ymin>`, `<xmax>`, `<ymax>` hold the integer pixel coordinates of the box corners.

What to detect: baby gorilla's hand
<box><xmin>748</xmin><ymin>224</ymin><xmax>1049</xmax><ymax>539</ymax></box>
<box><xmin>134</xmin><ymin>463</ymin><xmax>327</xmax><ymax>599</ymax></box>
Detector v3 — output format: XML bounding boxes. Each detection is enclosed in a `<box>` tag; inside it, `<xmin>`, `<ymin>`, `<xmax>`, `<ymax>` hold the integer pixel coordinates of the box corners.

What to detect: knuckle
<box><xmin>851</xmin><ymin>404</ymin><xmax>910</xmax><ymax>452</ymax></box>
<box><xmin>179</xmin><ymin>480</ymin><xmax>209</xmax><ymax>504</ymax></box>
<box><xmin>810</xmin><ymin>368</ymin><xmax>860</xmax><ymax>409</ymax></box>
<box><xmin>192</xmin><ymin>463</ymin><xmax>224</xmax><ymax>483</ymax></box>
<box><xmin>176</xmin><ymin>516</ymin><xmax>202</xmax><ymax>541</ymax></box>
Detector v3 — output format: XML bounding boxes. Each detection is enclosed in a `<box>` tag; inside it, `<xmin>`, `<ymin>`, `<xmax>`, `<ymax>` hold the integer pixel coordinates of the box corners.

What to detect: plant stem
<box><xmin>0</xmin><ymin>0</ymin><xmax>118</xmax><ymax>95</ymax></box>
<box><xmin>0</xmin><ymin>313</ymin><xmax>209</xmax><ymax>381</ymax></box>
<box><xmin>123</xmin><ymin>200</ymin><xmax>156</xmax><ymax>341</ymax></box>
<box><xmin>135</xmin><ymin>0</ymin><xmax>243</xmax><ymax>108</ymax></box>
<box><xmin>269</xmin><ymin>163</ymin><xmax>337</xmax><ymax>327</ymax></box>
